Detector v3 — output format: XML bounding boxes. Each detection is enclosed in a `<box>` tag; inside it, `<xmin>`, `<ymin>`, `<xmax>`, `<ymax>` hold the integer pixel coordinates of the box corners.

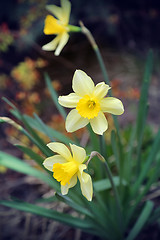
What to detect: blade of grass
<box><xmin>132</xmin><ymin>129</ymin><xmax>160</xmax><ymax>195</ymax></box>
<box><xmin>126</xmin><ymin>201</ymin><xmax>154</xmax><ymax>240</ymax></box>
<box><xmin>135</xmin><ymin>50</ymin><xmax>153</xmax><ymax>175</ymax></box>
<box><xmin>0</xmin><ymin>200</ymin><xmax>96</xmax><ymax>233</ymax></box>
<box><xmin>45</xmin><ymin>72</ymin><xmax>67</xmax><ymax>119</ymax></box>
<box><xmin>0</xmin><ymin>151</ymin><xmax>59</xmax><ymax>190</ymax></box>
<box><xmin>15</xmin><ymin>144</ymin><xmax>44</xmax><ymax>167</ymax></box>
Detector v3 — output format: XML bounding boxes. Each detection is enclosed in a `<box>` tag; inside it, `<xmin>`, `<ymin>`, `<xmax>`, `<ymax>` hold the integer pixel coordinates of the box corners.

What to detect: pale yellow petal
<box><xmin>90</xmin><ymin>111</ymin><xmax>108</xmax><ymax>135</ymax></box>
<box><xmin>46</xmin><ymin>5</ymin><xmax>63</xmax><ymax>21</ymax></box>
<box><xmin>61</xmin><ymin>174</ymin><xmax>77</xmax><ymax>195</ymax></box>
<box><xmin>55</xmin><ymin>33</ymin><xmax>69</xmax><ymax>56</ymax></box>
<box><xmin>100</xmin><ymin>97</ymin><xmax>124</xmax><ymax>115</ymax></box>
<box><xmin>72</xmin><ymin>70</ymin><xmax>95</xmax><ymax>97</ymax></box>
<box><xmin>47</xmin><ymin>142</ymin><xmax>72</xmax><ymax>161</ymax></box>
<box><xmin>65</xmin><ymin>109</ymin><xmax>89</xmax><ymax>132</ymax></box>
<box><xmin>42</xmin><ymin>35</ymin><xmax>61</xmax><ymax>51</ymax></box>
<box><xmin>78</xmin><ymin>171</ymin><xmax>93</xmax><ymax>201</ymax></box>
<box><xmin>58</xmin><ymin>93</ymin><xmax>81</xmax><ymax>108</ymax></box>
<box><xmin>61</xmin><ymin>0</ymin><xmax>71</xmax><ymax>24</ymax></box>
<box><xmin>70</xmin><ymin>144</ymin><xmax>86</xmax><ymax>164</ymax></box>
<box><xmin>94</xmin><ymin>82</ymin><xmax>111</xmax><ymax>100</ymax></box>
<box><xmin>43</xmin><ymin>155</ymin><xmax>66</xmax><ymax>172</ymax></box>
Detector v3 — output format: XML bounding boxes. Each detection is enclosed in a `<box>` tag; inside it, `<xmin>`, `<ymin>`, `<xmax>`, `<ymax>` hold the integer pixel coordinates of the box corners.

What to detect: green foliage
<box><xmin>1</xmin><ymin>22</ymin><xmax>160</xmax><ymax>240</ymax></box>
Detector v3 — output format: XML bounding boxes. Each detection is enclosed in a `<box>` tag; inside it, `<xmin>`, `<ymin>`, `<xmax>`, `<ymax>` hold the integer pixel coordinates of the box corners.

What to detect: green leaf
<box><xmin>0</xmin><ymin>200</ymin><xmax>95</xmax><ymax>232</ymax></box>
<box><xmin>55</xmin><ymin>193</ymin><xmax>93</xmax><ymax>218</ymax></box>
<box><xmin>45</xmin><ymin>72</ymin><xmax>67</xmax><ymax>119</ymax></box>
<box><xmin>94</xmin><ymin>176</ymin><xmax>127</xmax><ymax>192</ymax></box>
<box><xmin>111</xmin><ymin>130</ymin><xmax>120</xmax><ymax>171</ymax></box>
<box><xmin>126</xmin><ymin>201</ymin><xmax>154</xmax><ymax>240</ymax></box>
<box><xmin>132</xmin><ymin>129</ymin><xmax>160</xmax><ymax>195</ymax></box>
<box><xmin>23</xmin><ymin>114</ymin><xmax>74</xmax><ymax>145</ymax></box>
<box><xmin>15</xmin><ymin>145</ymin><xmax>44</xmax><ymax>167</ymax></box>
<box><xmin>135</xmin><ymin>50</ymin><xmax>153</xmax><ymax>174</ymax></box>
<box><xmin>0</xmin><ymin>151</ymin><xmax>59</xmax><ymax>191</ymax></box>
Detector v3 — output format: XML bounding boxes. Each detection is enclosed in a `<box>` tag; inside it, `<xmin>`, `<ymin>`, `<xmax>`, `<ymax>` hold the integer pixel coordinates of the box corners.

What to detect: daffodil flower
<box><xmin>58</xmin><ymin>70</ymin><xmax>124</xmax><ymax>135</ymax></box>
<box><xmin>42</xmin><ymin>0</ymin><xmax>80</xmax><ymax>56</ymax></box>
<box><xmin>43</xmin><ymin>142</ymin><xmax>93</xmax><ymax>201</ymax></box>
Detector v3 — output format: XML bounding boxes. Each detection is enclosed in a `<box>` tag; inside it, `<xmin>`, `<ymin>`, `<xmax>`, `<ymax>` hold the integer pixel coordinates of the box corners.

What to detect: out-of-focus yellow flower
<box><xmin>43</xmin><ymin>142</ymin><xmax>93</xmax><ymax>201</ymax></box>
<box><xmin>58</xmin><ymin>70</ymin><xmax>124</xmax><ymax>135</ymax></box>
<box><xmin>42</xmin><ymin>0</ymin><xmax>72</xmax><ymax>56</ymax></box>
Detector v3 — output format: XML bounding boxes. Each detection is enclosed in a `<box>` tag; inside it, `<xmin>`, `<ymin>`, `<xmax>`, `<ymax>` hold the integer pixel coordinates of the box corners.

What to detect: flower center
<box><xmin>53</xmin><ymin>161</ymin><xmax>78</xmax><ymax>186</ymax></box>
<box><xmin>76</xmin><ymin>95</ymin><xmax>100</xmax><ymax>119</ymax></box>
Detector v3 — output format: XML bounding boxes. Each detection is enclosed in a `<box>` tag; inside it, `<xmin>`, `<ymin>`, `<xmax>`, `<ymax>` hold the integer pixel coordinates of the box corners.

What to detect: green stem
<box><xmin>80</xmin><ymin>21</ymin><xmax>123</xmax><ymax>151</ymax></box>
<box><xmin>68</xmin><ymin>25</ymin><xmax>81</xmax><ymax>32</ymax></box>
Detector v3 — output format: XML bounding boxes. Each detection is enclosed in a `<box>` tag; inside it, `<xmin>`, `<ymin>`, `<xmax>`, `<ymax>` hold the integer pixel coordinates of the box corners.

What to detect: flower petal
<box><xmin>61</xmin><ymin>0</ymin><xmax>71</xmax><ymax>24</ymax></box>
<box><xmin>47</xmin><ymin>142</ymin><xmax>72</xmax><ymax>161</ymax></box>
<box><xmin>70</xmin><ymin>144</ymin><xmax>86</xmax><ymax>164</ymax></box>
<box><xmin>58</xmin><ymin>93</ymin><xmax>81</xmax><ymax>108</ymax></box>
<box><xmin>100</xmin><ymin>97</ymin><xmax>124</xmax><ymax>115</ymax></box>
<box><xmin>42</xmin><ymin>35</ymin><xmax>61</xmax><ymax>51</ymax></box>
<box><xmin>55</xmin><ymin>33</ymin><xmax>69</xmax><ymax>56</ymax></box>
<box><xmin>90</xmin><ymin>111</ymin><xmax>108</xmax><ymax>135</ymax></box>
<box><xmin>43</xmin><ymin>155</ymin><xmax>66</xmax><ymax>171</ymax></box>
<box><xmin>61</xmin><ymin>174</ymin><xmax>77</xmax><ymax>195</ymax></box>
<box><xmin>65</xmin><ymin>109</ymin><xmax>89</xmax><ymax>132</ymax></box>
<box><xmin>78</xmin><ymin>170</ymin><xmax>93</xmax><ymax>201</ymax></box>
<box><xmin>72</xmin><ymin>70</ymin><xmax>95</xmax><ymax>97</ymax></box>
<box><xmin>46</xmin><ymin>5</ymin><xmax>63</xmax><ymax>21</ymax></box>
<box><xmin>94</xmin><ymin>82</ymin><xmax>111</xmax><ymax>100</ymax></box>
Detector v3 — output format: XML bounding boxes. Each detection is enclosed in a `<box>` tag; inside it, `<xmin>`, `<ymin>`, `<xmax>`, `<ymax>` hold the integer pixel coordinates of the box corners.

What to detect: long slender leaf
<box><xmin>0</xmin><ymin>151</ymin><xmax>59</xmax><ymax>191</ymax></box>
<box><xmin>45</xmin><ymin>72</ymin><xmax>67</xmax><ymax>119</ymax></box>
<box><xmin>135</xmin><ymin>50</ymin><xmax>153</xmax><ymax>174</ymax></box>
<box><xmin>94</xmin><ymin>177</ymin><xmax>127</xmax><ymax>192</ymax></box>
<box><xmin>0</xmin><ymin>200</ymin><xmax>95</xmax><ymax>232</ymax></box>
<box><xmin>132</xmin><ymin>129</ymin><xmax>160</xmax><ymax>195</ymax></box>
<box><xmin>15</xmin><ymin>145</ymin><xmax>44</xmax><ymax>167</ymax></box>
<box><xmin>23</xmin><ymin>114</ymin><xmax>74</xmax><ymax>145</ymax></box>
<box><xmin>126</xmin><ymin>201</ymin><xmax>154</xmax><ymax>240</ymax></box>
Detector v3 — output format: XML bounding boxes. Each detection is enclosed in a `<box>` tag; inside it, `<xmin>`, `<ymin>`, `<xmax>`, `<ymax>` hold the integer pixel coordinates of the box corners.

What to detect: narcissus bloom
<box><xmin>58</xmin><ymin>70</ymin><xmax>124</xmax><ymax>135</ymax></box>
<box><xmin>42</xmin><ymin>0</ymin><xmax>71</xmax><ymax>56</ymax></box>
<box><xmin>43</xmin><ymin>142</ymin><xmax>93</xmax><ymax>201</ymax></box>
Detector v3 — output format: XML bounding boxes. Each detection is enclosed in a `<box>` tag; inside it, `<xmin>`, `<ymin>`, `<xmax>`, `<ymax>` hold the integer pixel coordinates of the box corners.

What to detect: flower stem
<box><xmin>80</xmin><ymin>21</ymin><xmax>124</xmax><ymax>177</ymax></box>
<box><xmin>68</xmin><ymin>25</ymin><xmax>81</xmax><ymax>32</ymax></box>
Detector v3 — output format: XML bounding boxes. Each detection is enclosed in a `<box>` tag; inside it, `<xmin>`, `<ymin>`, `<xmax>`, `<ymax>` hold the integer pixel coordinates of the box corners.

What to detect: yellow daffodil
<box><xmin>42</xmin><ymin>0</ymin><xmax>71</xmax><ymax>55</ymax></box>
<box><xmin>43</xmin><ymin>142</ymin><xmax>93</xmax><ymax>201</ymax></box>
<box><xmin>58</xmin><ymin>70</ymin><xmax>124</xmax><ymax>135</ymax></box>
<box><xmin>42</xmin><ymin>0</ymin><xmax>80</xmax><ymax>56</ymax></box>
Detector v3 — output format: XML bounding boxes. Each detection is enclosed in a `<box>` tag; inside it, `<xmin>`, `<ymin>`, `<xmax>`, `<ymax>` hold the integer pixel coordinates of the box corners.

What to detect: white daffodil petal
<box><xmin>61</xmin><ymin>175</ymin><xmax>77</xmax><ymax>195</ymax></box>
<box><xmin>100</xmin><ymin>97</ymin><xmax>124</xmax><ymax>115</ymax></box>
<box><xmin>72</xmin><ymin>70</ymin><xmax>95</xmax><ymax>97</ymax></box>
<box><xmin>78</xmin><ymin>164</ymin><xmax>87</xmax><ymax>176</ymax></box>
<box><xmin>78</xmin><ymin>171</ymin><xmax>93</xmax><ymax>201</ymax></box>
<box><xmin>58</xmin><ymin>93</ymin><xmax>81</xmax><ymax>108</ymax></box>
<box><xmin>69</xmin><ymin>174</ymin><xmax>77</xmax><ymax>188</ymax></box>
<box><xmin>46</xmin><ymin>5</ymin><xmax>63</xmax><ymax>21</ymax></box>
<box><xmin>90</xmin><ymin>111</ymin><xmax>108</xmax><ymax>135</ymax></box>
<box><xmin>70</xmin><ymin>144</ymin><xmax>86</xmax><ymax>163</ymax></box>
<box><xmin>61</xmin><ymin>0</ymin><xmax>71</xmax><ymax>24</ymax></box>
<box><xmin>42</xmin><ymin>35</ymin><xmax>61</xmax><ymax>51</ymax></box>
<box><xmin>61</xmin><ymin>183</ymin><xmax>69</xmax><ymax>195</ymax></box>
<box><xmin>65</xmin><ymin>109</ymin><xmax>89</xmax><ymax>132</ymax></box>
<box><xmin>94</xmin><ymin>82</ymin><xmax>111</xmax><ymax>100</ymax></box>
<box><xmin>43</xmin><ymin>155</ymin><xmax>66</xmax><ymax>171</ymax></box>
<box><xmin>47</xmin><ymin>142</ymin><xmax>72</xmax><ymax>160</ymax></box>
<box><xmin>55</xmin><ymin>33</ymin><xmax>69</xmax><ymax>56</ymax></box>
